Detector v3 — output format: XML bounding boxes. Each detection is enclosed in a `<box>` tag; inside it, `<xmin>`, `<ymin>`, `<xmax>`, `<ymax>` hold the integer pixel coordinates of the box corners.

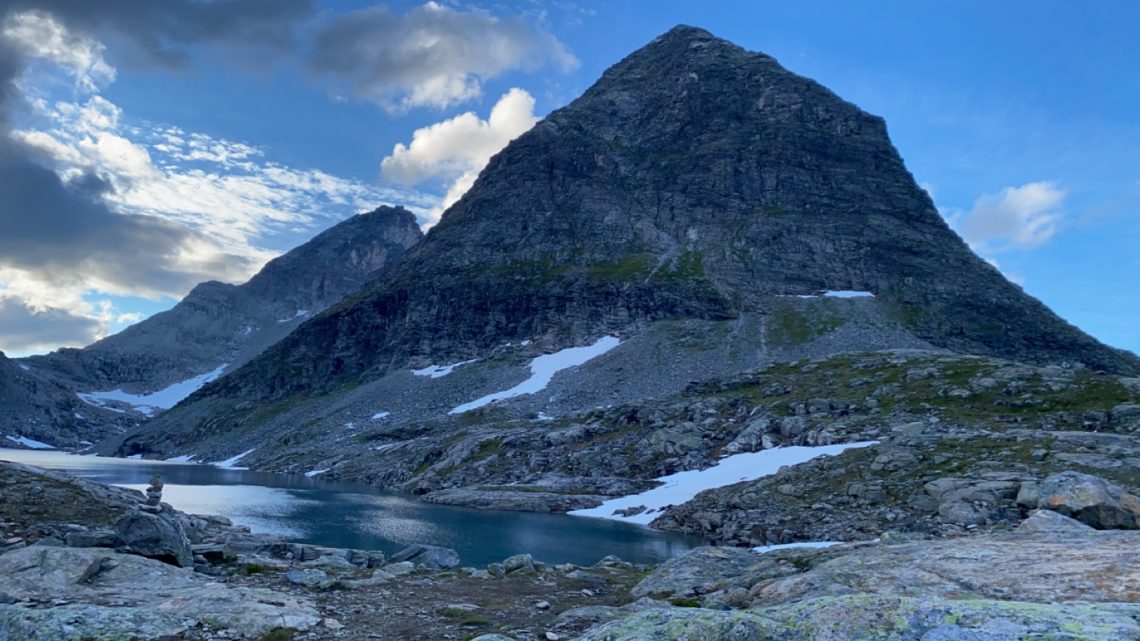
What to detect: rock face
<box><xmin>116</xmin><ymin>25</ymin><xmax>1137</xmax><ymax>464</ymax></box>
<box><xmin>10</xmin><ymin>206</ymin><xmax>421</xmax><ymax>445</ymax></box>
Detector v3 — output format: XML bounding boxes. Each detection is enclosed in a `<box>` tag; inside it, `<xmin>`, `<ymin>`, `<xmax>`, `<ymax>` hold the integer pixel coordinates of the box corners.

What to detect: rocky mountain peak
<box><xmin>113</xmin><ymin>26</ymin><xmax>1137</xmax><ymax>462</ymax></box>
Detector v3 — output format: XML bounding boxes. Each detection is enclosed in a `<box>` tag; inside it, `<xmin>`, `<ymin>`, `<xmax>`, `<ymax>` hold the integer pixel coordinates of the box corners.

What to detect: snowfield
<box><xmin>211</xmin><ymin>448</ymin><xmax>255</xmax><ymax>469</ymax></box>
<box><xmin>569</xmin><ymin>441</ymin><xmax>878</xmax><ymax>525</ymax></box>
<box><xmin>4</xmin><ymin>435</ymin><xmax>55</xmax><ymax>449</ymax></box>
<box><xmin>77</xmin><ymin>364</ymin><xmax>228</xmax><ymax>416</ymax></box>
<box><xmin>450</xmin><ymin>336</ymin><xmax>621</xmax><ymax>414</ymax></box>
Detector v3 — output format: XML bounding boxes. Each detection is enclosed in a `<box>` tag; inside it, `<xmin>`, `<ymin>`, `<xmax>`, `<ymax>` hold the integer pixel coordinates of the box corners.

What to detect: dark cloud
<box><xmin>0</xmin><ymin>0</ymin><xmax>315</xmax><ymax>67</ymax></box>
<box><xmin>308</xmin><ymin>3</ymin><xmax>578</xmax><ymax>108</ymax></box>
<box><xmin>0</xmin><ymin>296</ymin><xmax>102</xmax><ymax>352</ymax></box>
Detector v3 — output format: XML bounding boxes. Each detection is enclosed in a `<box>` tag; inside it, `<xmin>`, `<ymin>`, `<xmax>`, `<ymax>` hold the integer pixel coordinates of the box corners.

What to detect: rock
<box><xmin>468</xmin><ymin>635</ymin><xmax>516</xmax><ymax>641</ymax></box>
<box><xmin>285</xmin><ymin>568</ymin><xmax>334</xmax><ymax>589</ymax></box>
<box><xmin>632</xmin><ymin>546</ymin><xmax>761</xmax><ymax>599</ymax></box>
<box><xmin>113</xmin><ymin>509</ymin><xmax>192</xmax><ymax>567</ymax></box>
<box><xmin>0</xmin><ymin>546</ymin><xmax>319</xmax><ymax>640</ymax></box>
<box><xmin>63</xmin><ymin>528</ymin><xmax>119</xmax><ymax>548</ymax></box>
<box><xmin>322</xmin><ymin>617</ymin><xmax>344</xmax><ymax>630</ymax></box>
<box><xmin>1038</xmin><ymin>471</ymin><xmax>1140</xmax><ymax>529</ymax></box>
<box><xmin>1018</xmin><ymin>510</ymin><xmax>1095</xmax><ymax>533</ymax></box>
<box><xmin>752</xmin><ymin>531</ymin><xmax>1140</xmax><ymax>605</ymax></box>
<box><xmin>502</xmin><ymin>553</ymin><xmax>538</xmax><ymax>575</ymax></box>
<box><xmin>383</xmin><ymin>561</ymin><xmax>416</xmax><ymax>576</ymax></box>
<box><xmin>535</xmin><ymin>600</ymin><xmax>551</xmax><ymax>610</ymax></box>
<box><xmin>578</xmin><ymin>595</ymin><xmax>1140</xmax><ymax>641</ymax></box>
<box><xmin>1015</xmin><ymin>481</ymin><xmax>1039</xmax><ymax>508</ymax></box>
<box><xmin>387</xmin><ymin>544</ymin><xmax>460</xmax><ymax>569</ymax></box>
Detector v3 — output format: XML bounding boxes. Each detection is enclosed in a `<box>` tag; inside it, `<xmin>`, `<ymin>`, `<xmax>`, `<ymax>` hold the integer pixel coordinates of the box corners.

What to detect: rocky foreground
<box><xmin>3</xmin><ymin>459</ymin><xmax>1140</xmax><ymax>640</ymax></box>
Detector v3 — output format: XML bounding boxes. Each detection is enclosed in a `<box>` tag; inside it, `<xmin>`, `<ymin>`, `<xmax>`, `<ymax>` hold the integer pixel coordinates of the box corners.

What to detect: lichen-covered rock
<box><xmin>576</xmin><ymin>595</ymin><xmax>1140</xmax><ymax>641</ymax></box>
<box><xmin>0</xmin><ymin>546</ymin><xmax>319</xmax><ymax>640</ymax></box>
<box><xmin>1037</xmin><ymin>471</ymin><xmax>1140</xmax><ymax>529</ymax></box>
<box><xmin>631</xmin><ymin>546</ymin><xmax>772</xmax><ymax>599</ymax></box>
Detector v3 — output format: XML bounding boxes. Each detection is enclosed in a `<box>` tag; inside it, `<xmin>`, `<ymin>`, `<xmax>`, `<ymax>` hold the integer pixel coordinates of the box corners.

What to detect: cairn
<box><xmin>141</xmin><ymin>474</ymin><xmax>164</xmax><ymax>512</ymax></box>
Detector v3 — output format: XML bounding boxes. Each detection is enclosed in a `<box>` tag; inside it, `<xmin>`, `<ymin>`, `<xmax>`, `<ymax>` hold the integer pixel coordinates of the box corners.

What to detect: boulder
<box><xmin>502</xmin><ymin>553</ymin><xmax>538</xmax><ymax>575</ymax></box>
<box><xmin>113</xmin><ymin>509</ymin><xmax>192</xmax><ymax>567</ymax></box>
<box><xmin>631</xmin><ymin>546</ymin><xmax>762</xmax><ymax>599</ymax></box>
<box><xmin>285</xmin><ymin>568</ymin><xmax>335</xmax><ymax>589</ymax></box>
<box><xmin>1018</xmin><ymin>510</ymin><xmax>1095</xmax><ymax>533</ymax></box>
<box><xmin>1037</xmin><ymin>471</ymin><xmax>1140</xmax><ymax>529</ymax></box>
<box><xmin>387</xmin><ymin>544</ymin><xmax>460</xmax><ymax>569</ymax></box>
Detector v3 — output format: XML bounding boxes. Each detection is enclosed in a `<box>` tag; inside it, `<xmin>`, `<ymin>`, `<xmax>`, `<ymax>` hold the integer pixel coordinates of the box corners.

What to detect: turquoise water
<box><xmin>0</xmin><ymin>448</ymin><xmax>700</xmax><ymax>566</ymax></box>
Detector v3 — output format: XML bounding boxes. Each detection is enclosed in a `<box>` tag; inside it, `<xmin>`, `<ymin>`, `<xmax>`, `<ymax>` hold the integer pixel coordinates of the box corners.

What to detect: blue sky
<box><xmin>0</xmin><ymin>0</ymin><xmax>1135</xmax><ymax>356</ymax></box>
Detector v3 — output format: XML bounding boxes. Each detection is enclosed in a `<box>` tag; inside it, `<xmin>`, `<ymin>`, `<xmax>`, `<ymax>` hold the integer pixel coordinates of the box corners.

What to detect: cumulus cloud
<box><xmin>954</xmin><ymin>181</ymin><xmax>1065</xmax><ymax>250</ymax></box>
<box><xmin>382</xmin><ymin>88</ymin><xmax>538</xmax><ymax>222</ymax></box>
<box><xmin>0</xmin><ymin>6</ymin><xmax>436</xmax><ymax>353</ymax></box>
<box><xmin>309</xmin><ymin>2</ymin><xmax>577</xmax><ymax>110</ymax></box>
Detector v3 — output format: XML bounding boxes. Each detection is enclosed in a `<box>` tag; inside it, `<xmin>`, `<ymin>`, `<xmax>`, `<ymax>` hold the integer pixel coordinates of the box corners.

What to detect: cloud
<box><xmin>309</xmin><ymin>2</ymin><xmax>577</xmax><ymax>110</ymax></box>
<box><xmin>381</xmin><ymin>88</ymin><xmax>538</xmax><ymax>222</ymax></box>
<box><xmin>0</xmin><ymin>8</ymin><xmax>437</xmax><ymax>353</ymax></box>
<box><xmin>953</xmin><ymin>181</ymin><xmax>1064</xmax><ymax>250</ymax></box>
<box><xmin>0</xmin><ymin>0</ymin><xmax>314</xmax><ymax>68</ymax></box>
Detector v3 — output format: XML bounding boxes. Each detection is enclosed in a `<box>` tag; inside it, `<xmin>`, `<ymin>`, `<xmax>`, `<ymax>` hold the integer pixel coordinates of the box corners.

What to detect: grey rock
<box><xmin>1038</xmin><ymin>471</ymin><xmax>1140</xmax><ymax>529</ymax></box>
<box><xmin>502</xmin><ymin>553</ymin><xmax>538</xmax><ymax>575</ymax></box>
<box><xmin>388</xmin><ymin>544</ymin><xmax>460</xmax><ymax>569</ymax></box>
<box><xmin>113</xmin><ymin>509</ymin><xmax>192</xmax><ymax>567</ymax></box>
<box><xmin>285</xmin><ymin>568</ymin><xmax>334</xmax><ymax>589</ymax></box>
<box><xmin>63</xmin><ymin>528</ymin><xmax>119</xmax><ymax>548</ymax></box>
<box><xmin>0</xmin><ymin>546</ymin><xmax>319</xmax><ymax>640</ymax></box>
<box><xmin>632</xmin><ymin>546</ymin><xmax>761</xmax><ymax>599</ymax></box>
<box><xmin>1018</xmin><ymin>510</ymin><xmax>1095</xmax><ymax>533</ymax></box>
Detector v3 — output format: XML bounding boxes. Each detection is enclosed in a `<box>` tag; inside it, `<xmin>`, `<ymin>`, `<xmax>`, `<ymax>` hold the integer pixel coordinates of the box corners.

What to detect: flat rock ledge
<box><xmin>0</xmin><ymin>546</ymin><xmax>319</xmax><ymax>640</ymax></box>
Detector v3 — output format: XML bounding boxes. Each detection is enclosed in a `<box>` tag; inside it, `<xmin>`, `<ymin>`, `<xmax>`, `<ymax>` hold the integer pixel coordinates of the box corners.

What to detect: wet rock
<box><xmin>388</xmin><ymin>544</ymin><xmax>460</xmax><ymax>569</ymax></box>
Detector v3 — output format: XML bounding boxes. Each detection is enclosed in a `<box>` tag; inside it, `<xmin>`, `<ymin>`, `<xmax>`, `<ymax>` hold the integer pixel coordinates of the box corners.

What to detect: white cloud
<box><xmin>1</xmin><ymin>10</ymin><xmax>116</xmax><ymax>92</ymax></box>
<box><xmin>309</xmin><ymin>3</ymin><xmax>578</xmax><ymax>111</ymax></box>
<box><xmin>954</xmin><ymin>181</ymin><xmax>1064</xmax><ymax>250</ymax></box>
<box><xmin>381</xmin><ymin>88</ymin><xmax>538</xmax><ymax>222</ymax></box>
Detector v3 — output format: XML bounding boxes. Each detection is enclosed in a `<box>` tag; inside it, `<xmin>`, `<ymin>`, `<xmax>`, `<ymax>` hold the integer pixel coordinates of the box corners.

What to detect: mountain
<box><xmin>108</xmin><ymin>26</ymin><xmax>1139</xmax><ymax>473</ymax></box>
<box><xmin>6</xmin><ymin>206</ymin><xmax>422</xmax><ymax>445</ymax></box>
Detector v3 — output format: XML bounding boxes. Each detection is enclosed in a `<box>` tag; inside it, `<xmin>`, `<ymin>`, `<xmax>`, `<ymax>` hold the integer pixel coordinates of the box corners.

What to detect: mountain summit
<box><xmin>113</xmin><ymin>26</ymin><xmax>1138</xmax><ymax>461</ymax></box>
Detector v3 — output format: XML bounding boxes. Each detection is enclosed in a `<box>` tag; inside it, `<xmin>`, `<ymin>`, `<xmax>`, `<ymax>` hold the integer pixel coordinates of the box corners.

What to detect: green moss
<box><xmin>669</xmin><ymin>597</ymin><xmax>702</xmax><ymax>608</ymax></box>
<box><xmin>259</xmin><ymin>628</ymin><xmax>295</xmax><ymax>641</ymax></box>
<box><xmin>587</xmin><ymin>253</ymin><xmax>654</xmax><ymax>281</ymax></box>
<box><xmin>766</xmin><ymin>302</ymin><xmax>844</xmax><ymax>346</ymax></box>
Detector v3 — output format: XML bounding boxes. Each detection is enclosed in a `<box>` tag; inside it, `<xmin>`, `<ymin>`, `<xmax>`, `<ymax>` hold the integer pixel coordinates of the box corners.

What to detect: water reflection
<box><xmin>1</xmin><ymin>448</ymin><xmax>701</xmax><ymax>566</ymax></box>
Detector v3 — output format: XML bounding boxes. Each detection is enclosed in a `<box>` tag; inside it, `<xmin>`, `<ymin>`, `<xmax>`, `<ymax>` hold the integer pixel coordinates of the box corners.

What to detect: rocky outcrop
<box><xmin>582</xmin><ymin>531</ymin><xmax>1140</xmax><ymax>640</ymax></box>
<box><xmin>117</xmin><ymin>25</ymin><xmax>1137</xmax><ymax>466</ymax></box>
<box><xmin>387</xmin><ymin>544</ymin><xmax>461</xmax><ymax>570</ymax></box>
<box><xmin>0</xmin><ymin>546</ymin><xmax>319</xmax><ymax>640</ymax></box>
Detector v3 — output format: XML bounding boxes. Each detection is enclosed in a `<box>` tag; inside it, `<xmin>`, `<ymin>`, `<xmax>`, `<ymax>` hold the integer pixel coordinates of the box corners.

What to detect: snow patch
<box><xmin>278</xmin><ymin>309</ymin><xmax>309</xmax><ymax>323</ymax></box>
<box><xmin>127</xmin><ymin>454</ymin><xmax>143</xmax><ymax>460</ymax></box>
<box><xmin>450</xmin><ymin>336</ymin><xmax>620</xmax><ymax>415</ymax></box>
<box><xmin>412</xmin><ymin>359</ymin><xmax>477</xmax><ymax>378</ymax></box>
<box><xmin>77</xmin><ymin>364</ymin><xmax>227</xmax><ymax>416</ymax></box>
<box><xmin>789</xmin><ymin>290</ymin><xmax>876</xmax><ymax>299</ymax></box>
<box><xmin>164</xmin><ymin>455</ymin><xmax>195</xmax><ymax>463</ymax></box>
<box><xmin>17</xmin><ymin>363</ymin><xmax>29</xmax><ymax>371</ymax></box>
<box><xmin>5</xmin><ymin>435</ymin><xmax>55</xmax><ymax>449</ymax></box>
<box><xmin>212</xmin><ymin>448</ymin><xmax>255</xmax><ymax>470</ymax></box>
<box><xmin>372</xmin><ymin>411</ymin><xmax>391</xmax><ymax>420</ymax></box>
<box><xmin>569</xmin><ymin>441</ymin><xmax>878</xmax><ymax>525</ymax></box>
<box><xmin>74</xmin><ymin>412</ymin><xmax>85</xmax><ymax>420</ymax></box>
<box><xmin>536</xmin><ymin>412</ymin><xmax>555</xmax><ymax>422</ymax></box>
<box><xmin>753</xmin><ymin>541</ymin><xmax>843</xmax><ymax>555</ymax></box>
<box><xmin>304</xmin><ymin>469</ymin><xmax>329</xmax><ymax>478</ymax></box>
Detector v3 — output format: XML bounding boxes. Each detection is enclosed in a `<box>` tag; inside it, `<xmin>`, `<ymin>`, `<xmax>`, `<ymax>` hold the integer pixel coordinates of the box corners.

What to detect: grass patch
<box><xmin>259</xmin><ymin>628</ymin><xmax>295</xmax><ymax>641</ymax></box>
<box><xmin>587</xmin><ymin>253</ymin><xmax>654</xmax><ymax>281</ymax></box>
<box><xmin>669</xmin><ymin>597</ymin><xmax>703</xmax><ymax>608</ymax></box>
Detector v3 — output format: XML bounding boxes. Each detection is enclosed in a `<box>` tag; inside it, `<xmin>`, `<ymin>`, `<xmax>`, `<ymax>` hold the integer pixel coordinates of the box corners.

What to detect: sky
<box><xmin>0</xmin><ymin>0</ymin><xmax>1136</xmax><ymax>357</ymax></box>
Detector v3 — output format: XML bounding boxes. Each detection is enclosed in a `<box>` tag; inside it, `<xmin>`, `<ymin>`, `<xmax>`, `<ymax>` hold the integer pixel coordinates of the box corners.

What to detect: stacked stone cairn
<box><xmin>142</xmin><ymin>474</ymin><xmax>164</xmax><ymax>513</ymax></box>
